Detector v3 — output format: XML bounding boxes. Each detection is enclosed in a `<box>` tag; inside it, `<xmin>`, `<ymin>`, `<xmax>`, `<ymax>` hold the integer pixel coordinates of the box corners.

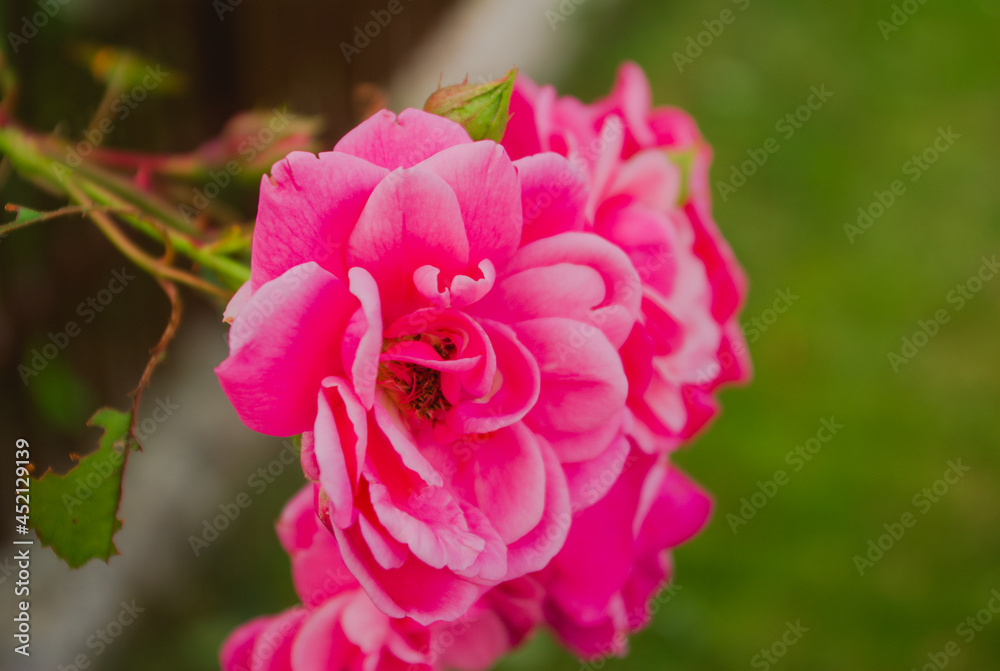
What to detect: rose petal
<box><xmin>314</xmin><ymin>377</ymin><xmax>368</xmax><ymax>529</ymax></box>
<box><xmin>342</xmin><ymin>267</ymin><xmax>384</xmax><ymax>410</ymax></box>
<box><xmin>499</xmin><ymin>232</ymin><xmax>641</xmax><ymax>348</ymax></box>
<box><xmin>515</xmin><ymin>152</ymin><xmax>589</xmax><ymax>245</ymax></box>
<box><xmin>333</xmin><ymin>522</ymin><xmax>489</xmax><ymax>625</ymax></box>
<box><xmin>502</xmin><ymin>435</ymin><xmax>572</xmax><ymax>578</ymax></box>
<box><xmin>289</xmin><ymin>596</ymin><xmax>355</xmax><ymax>671</ymax></box>
<box><xmin>216</xmin><ymin>262</ymin><xmax>358</xmax><ymax>436</ymax></box>
<box><xmin>514</xmin><ymin>317</ymin><xmax>628</xmax><ymax>436</ymax></box>
<box><xmin>444</xmin><ymin>320</ymin><xmax>540</xmax><ymax>436</ymax></box>
<box><xmin>334</xmin><ymin>108</ymin><xmax>472</xmax><ymax>170</ymax></box>
<box><xmin>252</xmin><ymin>151</ymin><xmax>388</xmax><ymax>289</ymax></box>
<box><xmin>222</xmin><ymin>280</ymin><xmax>252</xmax><ymax>323</ymax></box>
<box><xmin>418</xmin><ymin>142</ymin><xmax>522</xmax><ymax>268</ymax></box>
<box><xmin>346</xmin><ymin>167</ymin><xmax>470</xmax><ymax>320</ymax></box>
<box><xmin>450</xmin><ymin>423</ymin><xmax>546</xmax><ymax>545</ymax></box>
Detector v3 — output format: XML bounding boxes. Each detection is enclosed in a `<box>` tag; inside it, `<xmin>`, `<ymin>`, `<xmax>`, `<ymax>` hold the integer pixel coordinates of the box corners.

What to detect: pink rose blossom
<box><xmin>218</xmin><ymin>61</ymin><xmax>751</xmax><ymax>668</ymax></box>
<box><xmin>504</xmin><ymin>62</ymin><xmax>751</xmax><ymax>455</ymax></box>
<box><xmin>216</xmin><ymin>108</ymin><xmax>644</xmax><ymax>625</ymax></box>
<box><xmin>220</xmin><ymin>486</ymin><xmax>543</xmax><ymax>671</ymax></box>
<box><xmin>501</xmin><ymin>62</ymin><xmax>746</xmax><ymax>658</ymax></box>
<box><xmin>538</xmin><ymin>447</ymin><xmax>712</xmax><ymax>660</ymax></box>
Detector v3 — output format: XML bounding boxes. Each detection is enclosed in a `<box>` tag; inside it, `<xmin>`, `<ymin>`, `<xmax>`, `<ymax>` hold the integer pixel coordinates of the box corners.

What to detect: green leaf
<box><xmin>32</xmin><ymin>407</ymin><xmax>137</xmax><ymax>568</ymax></box>
<box><xmin>0</xmin><ymin>205</ymin><xmax>45</xmax><ymax>238</ymax></box>
<box><xmin>8</xmin><ymin>206</ymin><xmax>44</xmax><ymax>223</ymax></box>
<box><xmin>424</xmin><ymin>68</ymin><xmax>518</xmax><ymax>142</ymax></box>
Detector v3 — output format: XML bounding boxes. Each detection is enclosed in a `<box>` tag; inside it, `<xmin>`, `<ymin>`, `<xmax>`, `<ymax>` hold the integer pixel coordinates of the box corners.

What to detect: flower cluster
<box><xmin>217</xmin><ymin>62</ymin><xmax>748</xmax><ymax>670</ymax></box>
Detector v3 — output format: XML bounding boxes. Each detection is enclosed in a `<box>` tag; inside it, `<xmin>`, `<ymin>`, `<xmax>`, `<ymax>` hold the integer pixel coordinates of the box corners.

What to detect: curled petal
<box><xmin>413</xmin><ymin>259</ymin><xmax>496</xmax><ymax>309</ymax></box>
<box><xmin>289</xmin><ymin>596</ymin><xmax>356</xmax><ymax>671</ymax></box>
<box><xmin>562</xmin><ymin>432</ymin><xmax>632</xmax><ymax>512</ymax></box>
<box><xmin>276</xmin><ymin>484</ymin><xmax>318</xmax><ymax>556</ymax></box>
<box><xmin>503</xmin><ymin>435</ymin><xmax>572</xmax><ymax>578</ymax></box>
<box><xmin>368</xmin><ymin>481</ymin><xmax>484</xmax><ymax>573</ymax></box>
<box><xmin>372</xmin><ymin>394</ymin><xmax>445</xmax><ymax>487</ymax></box>
<box><xmin>227</xmin><ymin>608</ymin><xmax>306</xmax><ymax>671</ymax></box>
<box><xmin>222</xmin><ymin>280</ymin><xmax>252</xmax><ymax>324</ymax></box>
<box><xmin>313</xmin><ymin>377</ymin><xmax>368</xmax><ymax>529</ymax></box>
<box><xmin>444</xmin><ymin>320</ymin><xmax>540</xmax><ymax>436</ymax></box>
<box><xmin>342</xmin><ymin>267</ymin><xmax>383</xmax><ymax>410</ymax></box>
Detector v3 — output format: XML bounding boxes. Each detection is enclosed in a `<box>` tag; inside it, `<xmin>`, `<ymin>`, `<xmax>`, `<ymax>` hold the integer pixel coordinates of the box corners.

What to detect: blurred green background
<box><xmin>2</xmin><ymin>1</ymin><xmax>998</xmax><ymax>670</ymax></box>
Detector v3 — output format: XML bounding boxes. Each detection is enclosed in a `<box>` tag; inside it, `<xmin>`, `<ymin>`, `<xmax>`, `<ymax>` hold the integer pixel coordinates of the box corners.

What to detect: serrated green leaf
<box><xmin>32</xmin><ymin>407</ymin><xmax>137</xmax><ymax>568</ymax></box>
<box><xmin>0</xmin><ymin>204</ymin><xmax>94</xmax><ymax>238</ymax></box>
<box><xmin>10</xmin><ymin>206</ymin><xmax>44</xmax><ymax>223</ymax></box>
<box><xmin>0</xmin><ymin>205</ymin><xmax>45</xmax><ymax>238</ymax></box>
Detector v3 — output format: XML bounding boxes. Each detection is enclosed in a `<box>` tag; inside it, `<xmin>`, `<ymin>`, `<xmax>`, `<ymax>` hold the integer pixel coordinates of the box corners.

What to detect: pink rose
<box><xmin>537</xmin><ymin>447</ymin><xmax>712</xmax><ymax>660</ymax></box>
<box><xmin>216</xmin><ymin>108</ymin><xmax>643</xmax><ymax>624</ymax></box>
<box><xmin>504</xmin><ymin>62</ymin><xmax>751</xmax><ymax>454</ymax></box>
<box><xmin>501</xmin><ymin>61</ymin><xmax>744</xmax><ymax>659</ymax></box>
<box><xmin>220</xmin><ymin>486</ymin><xmax>544</xmax><ymax>671</ymax></box>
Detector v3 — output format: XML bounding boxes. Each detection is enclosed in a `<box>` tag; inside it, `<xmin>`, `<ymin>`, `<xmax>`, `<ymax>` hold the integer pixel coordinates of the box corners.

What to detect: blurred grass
<box><xmin>8</xmin><ymin>0</ymin><xmax>998</xmax><ymax>669</ymax></box>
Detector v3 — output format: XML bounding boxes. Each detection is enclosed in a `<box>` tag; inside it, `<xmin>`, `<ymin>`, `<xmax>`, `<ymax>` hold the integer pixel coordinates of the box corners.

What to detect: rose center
<box><xmin>377</xmin><ymin>334</ymin><xmax>457</xmax><ymax>421</ymax></box>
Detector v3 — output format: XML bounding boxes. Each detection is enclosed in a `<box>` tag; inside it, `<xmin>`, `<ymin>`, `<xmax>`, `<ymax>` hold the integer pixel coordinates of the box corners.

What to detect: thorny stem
<box><xmin>0</xmin><ymin>124</ymin><xmax>250</xmax><ymax>289</ymax></box>
<box><xmin>129</xmin><ymin>277</ymin><xmax>184</xmax><ymax>446</ymax></box>
<box><xmin>65</xmin><ymin>181</ymin><xmax>230</xmax><ymax>299</ymax></box>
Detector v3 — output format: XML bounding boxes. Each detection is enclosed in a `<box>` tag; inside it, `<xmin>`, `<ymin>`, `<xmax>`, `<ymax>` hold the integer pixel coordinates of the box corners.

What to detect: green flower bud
<box><xmin>423</xmin><ymin>68</ymin><xmax>518</xmax><ymax>142</ymax></box>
